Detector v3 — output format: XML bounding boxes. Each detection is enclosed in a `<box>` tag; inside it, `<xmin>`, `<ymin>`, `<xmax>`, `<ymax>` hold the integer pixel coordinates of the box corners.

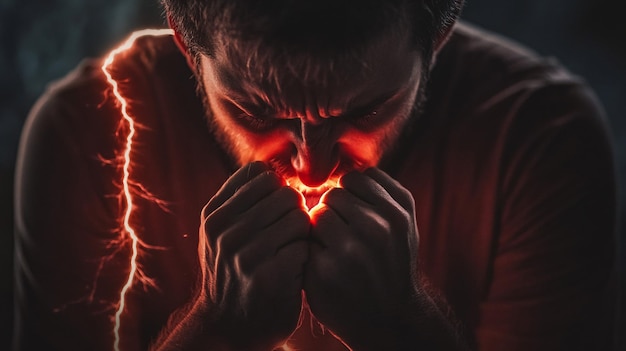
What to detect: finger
<box><xmin>244</xmin><ymin>186</ymin><xmax>307</xmax><ymax>230</ymax></box>
<box><xmin>224</xmin><ymin>172</ymin><xmax>288</xmax><ymax>216</ymax></box>
<box><xmin>317</xmin><ymin>188</ymin><xmax>390</xmax><ymax>246</ymax></box>
<box><xmin>260</xmin><ymin>238</ymin><xmax>309</xmax><ymax>283</ymax></box>
<box><xmin>308</xmin><ymin>202</ymin><xmax>353</xmax><ymax>250</ymax></box>
<box><xmin>339</xmin><ymin>171</ymin><xmax>406</xmax><ymax>220</ymax></box>
<box><xmin>205</xmin><ymin>171</ymin><xmax>285</xmax><ymax>234</ymax></box>
<box><xmin>303</xmin><ymin>239</ymin><xmax>371</xmax><ymax>304</ymax></box>
<box><xmin>217</xmin><ymin>187</ymin><xmax>306</xmax><ymax>258</ymax></box>
<box><xmin>364</xmin><ymin>168</ymin><xmax>420</xmax><ymax>259</ymax></box>
<box><xmin>233</xmin><ymin>208</ymin><xmax>310</xmax><ymax>275</ymax></box>
<box><xmin>246</xmin><ymin>237</ymin><xmax>309</xmax><ymax>302</ymax></box>
<box><xmin>202</xmin><ymin>161</ymin><xmax>270</xmax><ymax>218</ymax></box>
<box><xmin>363</xmin><ymin>167</ymin><xmax>415</xmax><ymax>213</ymax></box>
<box><xmin>338</xmin><ymin>171</ymin><xmax>387</xmax><ymax>205</ymax></box>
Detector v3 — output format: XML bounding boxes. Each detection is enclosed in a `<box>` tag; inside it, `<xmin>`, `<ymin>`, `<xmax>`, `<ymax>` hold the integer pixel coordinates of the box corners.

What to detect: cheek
<box><xmin>337</xmin><ymin>129</ymin><xmax>387</xmax><ymax>167</ymax></box>
<box><xmin>210</xmin><ymin>105</ymin><xmax>293</xmax><ymax>163</ymax></box>
<box><xmin>244</xmin><ymin>131</ymin><xmax>293</xmax><ymax>161</ymax></box>
<box><xmin>222</xmin><ymin>121</ymin><xmax>293</xmax><ymax>163</ymax></box>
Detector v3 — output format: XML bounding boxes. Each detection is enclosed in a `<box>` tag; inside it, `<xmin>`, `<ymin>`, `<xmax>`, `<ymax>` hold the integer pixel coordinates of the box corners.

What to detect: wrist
<box><xmin>194</xmin><ymin>295</ymin><xmax>284</xmax><ymax>351</ymax></box>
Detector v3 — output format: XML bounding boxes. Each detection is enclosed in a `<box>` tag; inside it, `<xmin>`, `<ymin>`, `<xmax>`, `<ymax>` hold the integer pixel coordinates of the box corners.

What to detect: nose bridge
<box><xmin>300</xmin><ymin>119</ymin><xmax>328</xmax><ymax>150</ymax></box>
<box><xmin>296</xmin><ymin>92</ymin><xmax>328</xmax><ymax>143</ymax></box>
<box><xmin>292</xmin><ymin>118</ymin><xmax>339</xmax><ymax>187</ymax></box>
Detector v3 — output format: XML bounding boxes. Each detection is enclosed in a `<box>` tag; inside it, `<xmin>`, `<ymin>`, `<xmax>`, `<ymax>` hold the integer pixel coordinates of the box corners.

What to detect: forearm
<box><xmin>150</xmin><ymin>289</ymin><xmax>279</xmax><ymax>351</ymax></box>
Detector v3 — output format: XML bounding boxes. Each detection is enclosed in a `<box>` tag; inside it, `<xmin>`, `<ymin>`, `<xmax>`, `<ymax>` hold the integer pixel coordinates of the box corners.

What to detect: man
<box><xmin>13</xmin><ymin>0</ymin><xmax>617</xmax><ymax>350</ymax></box>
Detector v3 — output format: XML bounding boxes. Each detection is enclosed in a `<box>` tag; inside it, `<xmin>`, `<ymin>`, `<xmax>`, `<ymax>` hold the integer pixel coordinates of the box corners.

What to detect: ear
<box><xmin>428</xmin><ymin>21</ymin><xmax>456</xmax><ymax>69</ymax></box>
<box><xmin>168</xmin><ymin>15</ymin><xmax>196</xmax><ymax>69</ymax></box>
<box><xmin>433</xmin><ymin>22</ymin><xmax>456</xmax><ymax>55</ymax></box>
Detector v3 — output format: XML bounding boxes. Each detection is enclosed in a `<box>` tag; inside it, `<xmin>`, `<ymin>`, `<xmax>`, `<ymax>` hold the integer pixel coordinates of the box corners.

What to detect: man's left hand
<box><xmin>304</xmin><ymin>168</ymin><xmax>420</xmax><ymax>349</ymax></box>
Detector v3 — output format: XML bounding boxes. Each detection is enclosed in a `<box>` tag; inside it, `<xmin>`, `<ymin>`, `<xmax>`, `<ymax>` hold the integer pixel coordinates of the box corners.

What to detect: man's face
<box><xmin>196</xmin><ymin>33</ymin><xmax>423</xmax><ymax>205</ymax></box>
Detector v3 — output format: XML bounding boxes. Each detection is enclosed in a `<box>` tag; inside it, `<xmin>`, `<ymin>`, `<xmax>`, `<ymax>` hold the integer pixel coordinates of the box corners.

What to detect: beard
<box><xmin>192</xmin><ymin>64</ymin><xmax>240</xmax><ymax>170</ymax></box>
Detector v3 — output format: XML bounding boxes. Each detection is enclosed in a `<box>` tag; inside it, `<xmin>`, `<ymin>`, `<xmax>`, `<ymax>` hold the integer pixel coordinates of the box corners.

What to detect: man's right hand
<box><xmin>198</xmin><ymin>161</ymin><xmax>310</xmax><ymax>350</ymax></box>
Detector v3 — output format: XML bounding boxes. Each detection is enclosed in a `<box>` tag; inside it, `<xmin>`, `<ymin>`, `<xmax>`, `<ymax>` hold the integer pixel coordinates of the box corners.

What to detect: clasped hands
<box><xmin>199</xmin><ymin>161</ymin><xmax>420</xmax><ymax>350</ymax></box>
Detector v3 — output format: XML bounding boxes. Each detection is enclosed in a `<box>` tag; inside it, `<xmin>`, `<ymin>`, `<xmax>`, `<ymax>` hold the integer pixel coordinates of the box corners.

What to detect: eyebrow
<box><xmin>222</xmin><ymin>86</ymin><xmax>404</xmax><ymax>120</ymax></box>
<box><xmin>224</xmin><ymin>93</ymin><xmax>277</xmax><ymax>117</ymax></box>
<box><xmin>340</xmin><ymin>89</ymin><xmax>400</xmax><ymax>118</ymax></box>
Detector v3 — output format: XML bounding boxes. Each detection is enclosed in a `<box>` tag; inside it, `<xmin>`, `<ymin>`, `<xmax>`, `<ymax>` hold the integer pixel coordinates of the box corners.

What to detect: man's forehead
<box><xmin>202</xmin><ymin>32</ymin><xmax>421</xmax><ymax>113</ymax></box>
<box><xmin>210</xmin><ymin>47</ymin><xmax>366</xmax><ymax>99</ymax></box>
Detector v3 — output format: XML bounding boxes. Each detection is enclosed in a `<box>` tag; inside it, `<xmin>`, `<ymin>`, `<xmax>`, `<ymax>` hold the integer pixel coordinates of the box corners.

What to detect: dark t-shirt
<box><xmin>13</xmin><ymin>22</ymin><xmax>617</xmax><ymax>350</ymax></box>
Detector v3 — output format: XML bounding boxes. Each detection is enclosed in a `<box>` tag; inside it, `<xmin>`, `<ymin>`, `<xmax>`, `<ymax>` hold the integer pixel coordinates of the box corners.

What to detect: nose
<box><xmin>291</xmin><ymin>121</ymin><xmax>339</xmax><ymax>187</ymax></box>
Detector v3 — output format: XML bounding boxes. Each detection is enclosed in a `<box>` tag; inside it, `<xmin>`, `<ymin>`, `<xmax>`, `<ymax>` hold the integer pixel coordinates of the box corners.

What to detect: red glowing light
<box><xmin>101</xmin><ymin>28</ymin><xmax>173</xmax><ymax>351</ymax></box>
<box><xmin>288</xmin><ymin>178</ymin><xmax>340</xmax><ymax>212</ymax></box>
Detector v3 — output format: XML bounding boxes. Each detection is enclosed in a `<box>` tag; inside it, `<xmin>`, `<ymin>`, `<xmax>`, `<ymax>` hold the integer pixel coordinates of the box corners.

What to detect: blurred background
<box><xmin>0</xmin><ymin>0</ymin><xmax>624</xmax><ymax>348</ymax></box>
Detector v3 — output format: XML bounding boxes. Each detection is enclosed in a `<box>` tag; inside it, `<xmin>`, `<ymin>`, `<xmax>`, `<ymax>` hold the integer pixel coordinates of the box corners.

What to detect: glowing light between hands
<box><xmin>287</xmin><ymin>178</ymin><xmax>340</xmax><ymax>213</ymax></box>
<box><xmin>101</xmin><ymin>28</ymin><xmax>173</xmax><ymax>351</ymax></box>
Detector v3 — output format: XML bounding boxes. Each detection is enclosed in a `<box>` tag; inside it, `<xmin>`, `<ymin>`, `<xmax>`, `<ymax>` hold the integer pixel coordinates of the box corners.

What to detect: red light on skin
<box><xmin>101</xmin><ymin>28</ymin><xmax>173</xmax><ymax>351</ymax></box>
<box><xmin>287</xmin><ymin>178</ymin><xmax>340</xmax><ymax>213</ymax></box>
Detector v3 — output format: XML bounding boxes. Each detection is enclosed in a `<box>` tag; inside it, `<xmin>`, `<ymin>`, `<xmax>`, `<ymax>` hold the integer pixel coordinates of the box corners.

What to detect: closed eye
<box><xmin>219</xmin><ymin>97</ymin><xmax>279</xmax><ymax>131</ymax></box>
<box><xmin>236</xmin><ymin>113</ymin><xmax>278</xmax><ymax>130</ymax></box>
<box><xmin>344</xmin><ymin>105</ymin><xmax>386</xmax><ymax>129</ymax></box>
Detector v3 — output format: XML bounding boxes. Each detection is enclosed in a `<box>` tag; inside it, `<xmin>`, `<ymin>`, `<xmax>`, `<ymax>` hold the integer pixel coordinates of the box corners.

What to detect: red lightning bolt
<box><xmin>101</xmin><ymin>28</ymin><xmax>173</xmax><ymax>351</ymax></box>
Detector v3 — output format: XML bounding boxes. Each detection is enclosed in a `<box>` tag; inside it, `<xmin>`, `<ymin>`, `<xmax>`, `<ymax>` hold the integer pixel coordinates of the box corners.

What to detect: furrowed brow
<box><xmin>340</xmin><ymin>88</ymin><xmax>401</xmax><ymax>118</ymax></box>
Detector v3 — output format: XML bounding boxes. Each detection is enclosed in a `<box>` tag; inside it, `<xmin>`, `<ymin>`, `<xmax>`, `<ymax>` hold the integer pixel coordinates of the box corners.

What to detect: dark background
<box><xmin>1</xmin><ymin>0</ymin><xmax>624</xmax><ymax>349</ymax></box>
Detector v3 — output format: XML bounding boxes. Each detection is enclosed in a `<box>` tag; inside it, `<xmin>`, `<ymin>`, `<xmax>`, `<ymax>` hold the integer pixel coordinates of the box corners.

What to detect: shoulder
<box><xmin>437</xmin><ymin>23</ymin><xmax>617</xmax><ymax>238</ymax></box>
<box><xmin>418</xmin><ymin>20</ymin><xmax>616</xmax><ymax>235</ymax></box>
<box><xmin>15</xmin><ymin>32</ymin><xmax>188</xmax><ymax>219</ymax></box>
<box><xmin>18</xmin><ymin>32</ymin><xmax>189</xmax><ymax>160</ymax></box>
<box><xmin>433</xmin><ymin>21</ymin><xmax>601</xmax><ymax>113</ymax></box>
<box><xmin>428</xmin><ymin>21</ymin><xmax>613</xmax><ymax>155</ymax></box>
<box><xmin>437</xmin><ymin>21</ymin><xmax>572</xmax><ymax>95</ymax></box>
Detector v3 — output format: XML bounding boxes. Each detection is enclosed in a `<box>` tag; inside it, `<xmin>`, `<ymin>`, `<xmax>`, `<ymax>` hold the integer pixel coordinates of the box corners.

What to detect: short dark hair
<box><xmin>162</xmin><ymin>0</ymin><xmax>464</xmax><ymax>61</ymax></box>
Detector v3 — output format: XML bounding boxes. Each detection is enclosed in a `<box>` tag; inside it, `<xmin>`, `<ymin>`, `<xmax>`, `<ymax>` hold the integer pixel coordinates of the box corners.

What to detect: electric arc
<box><xmin>101</xmin><ymin>28</ymin><xmax>173</xmax><ymax>351</ymax></box>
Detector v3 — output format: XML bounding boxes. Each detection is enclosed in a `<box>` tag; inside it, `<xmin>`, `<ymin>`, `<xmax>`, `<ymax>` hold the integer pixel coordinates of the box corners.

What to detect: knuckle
<box><xmin>278</xmin><ymin>186</ymin><xmax>300</xmax><ymax>204</ymax></box>
<box><xmin>322</xmin><ymin>187</ymin><xmax>346</xmax><ymax>204</ymax></box>
<box><xmin>340</xmin><ymin>239</ymin><xmax>366</xmax><ymax>259</ymax></box>
<box><xmin>286</xmin><ymin>209</ymin><xmax>310</xmax><ymax>229</ymax></box>
<box><xmin>399</xmin><ymin>188</ymin><xmax>416</xmax><ymax>210</ymax></box>
<box><xmin>203</xmin><ymin>208</ymin><xmax>226</xmax><ymax>235</ymax></box>
<box><xmin>203</xmin><ymin>217</ymin><xmax>220</xmax><ymax>244</ymax></box>
<box><xmin>340</xmin><ymin>239</ymin><xmax>357</xmax><ymax>256</ymax></box>
<box><xmin>246</xmin><ymin>161</ymin><xmax>269</xmax><ymax>176</ymax></box>
<box><xmin>215</xmin><ymin>229</ymin><xmax>236</xmax><ymax>255</ymax></box>
<box><xmin>310</xmin><ymin>205</ymin><xmax>335</xmax><ymax>229</ymax></box>
<box><xmin>201</xmin><ymin>202</ymin><xmax>213</xmax><ymax>220</ymax></box>
<box><xmin>385</xmin><ymin>200</ymin><xmax>412</xmax><ymax>230</ymax></box>
<box><xmin>338</xmin><ymin>171</ymin><xmax>360</xmax><ymax>187</ymax></box>
<box><xmin>233</xmin><ymin>252</ymin><xmax>252</xmax><ymax>277</ymax></box>
<box><xmin>400</xmin><ymin>209</ymin><xmax>414</xmax><ymax>229</ymax></box>
<box><xmin>260</xmin><ymin>170</ymin><xmax>285</xmax><ymax>187</ymax></box>
<box><xmin>294</xmin><ymin>208</ymin><xmax>311</xmax><ymax>225</ymax></box>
